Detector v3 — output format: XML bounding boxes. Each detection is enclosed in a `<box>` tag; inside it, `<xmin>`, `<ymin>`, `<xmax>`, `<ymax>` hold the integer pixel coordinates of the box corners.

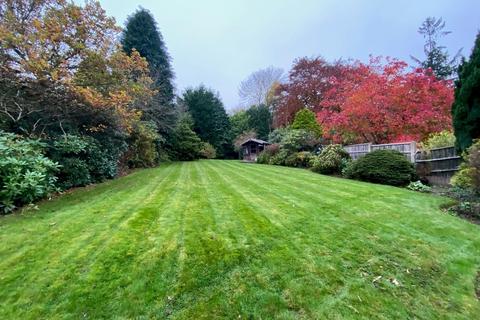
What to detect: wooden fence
<box><xmin>344</xmin><ymin>142</ymin><xmax>417</xmax><ymax>162</ymax></box>
<box><xmin>415</xmin><ymin>146</ymin><xmax>462</xmax><ymax>186</ymax></box>
<box><xmin>344</xmin><ymin>143</ymin><xmax>462</xmax><ymax>185</ymax></box>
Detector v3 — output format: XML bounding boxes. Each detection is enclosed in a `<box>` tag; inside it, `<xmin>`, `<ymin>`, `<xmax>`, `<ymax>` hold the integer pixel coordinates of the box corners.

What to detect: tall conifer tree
<box><xmin>122</xmin><ymin>8</ymin><xmax>176</xmax><ymax>133</ymax></box>
<box><xmin>452</xmin><ymin>32</ymin><xmax>480</xmax><ymax>151</ymax></box>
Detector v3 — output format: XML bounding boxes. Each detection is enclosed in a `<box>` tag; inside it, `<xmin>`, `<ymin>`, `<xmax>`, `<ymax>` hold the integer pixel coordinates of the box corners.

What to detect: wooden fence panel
<box><xmin>344</xmin><ymin>142</ymin><xmax>416</xmax><ymax>162</ymax></box>
<box><xmin>415</xmin><ymin>146</ymin><xmax>461</xmax><ymax>186</ymax></box>
<box><xmin>343</xmin><ymin>143</ymin><xmax>371</xmax><ymax>160</ymax></box>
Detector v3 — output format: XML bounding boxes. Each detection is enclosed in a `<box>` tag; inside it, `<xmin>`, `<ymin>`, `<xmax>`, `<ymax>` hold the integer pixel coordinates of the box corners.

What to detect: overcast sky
<box><xmin>96</xmin><ymin>0</ymin><xmax>480</xmax><ymax>110</ymax></box>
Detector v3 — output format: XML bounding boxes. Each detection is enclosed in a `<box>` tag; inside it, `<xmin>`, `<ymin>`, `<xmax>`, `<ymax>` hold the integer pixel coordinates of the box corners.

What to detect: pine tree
<box><xmin>412</xmin><ymin>17</ymin><xmax>461</xmax><ymax>79</ymax></box>
<box><xmin>245</xmin><ymin>104</ymin><xmax>272</xmax><ymax>140</ymax></box>
<box><xmin>452</xmin><ymin>32</ymin><xmax>480</xmax><ymax>151</ymax></box>
<box><xmin>291</xmin><ymin>108</ymin><xmax>322</xmax><ymax>137</ymax></box>
<box><xmin>171</xmin><ymin>114</ymin><xmax>202</xmax><ymax>161</ymax></box>
<box><xmin>121</xmin><ymin>8</ymin><xmax>175</xmax><ymax>133</ymax></box>
<box><xmin>182</xmin><ymin>86</ymin><xmax>232</xmax><ymax>157</ymax></box>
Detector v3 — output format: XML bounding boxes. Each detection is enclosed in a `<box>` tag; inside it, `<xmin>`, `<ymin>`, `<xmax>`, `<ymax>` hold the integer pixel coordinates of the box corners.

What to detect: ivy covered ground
<box><xmin>1</xmin><ymin>161</ymin><xmax>479</xmax><ymax>319</ymax></box>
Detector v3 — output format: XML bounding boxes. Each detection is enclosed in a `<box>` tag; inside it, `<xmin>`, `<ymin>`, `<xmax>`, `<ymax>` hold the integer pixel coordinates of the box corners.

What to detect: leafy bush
<box><xmin>310</xmin><ymin>144</ymin><xmax>350</xmax><ymax>174</ymax></box>
<box><xmin>127</xmin><ymin>121</ymin><xmax>160</xmax><ymax>168</ymax></box>
<box><xmin>280</xmin><ymin>129</ymin><xmax>319</xmax><ymax>152</ymax></box>
<box><xmin>407</xmin><ymin>181</ymin><xmax>432</xmax><ymax>193</ymax></box>
<box><xmin>345</xmin><ymin>149</ymin><xmax>416</xmax><ymax>186</ymax></box>
<box><xmin>284</xmin><ymin>151</ymin><xmax>314</xmax><ymax>168</ymax></box>
<box><xmin>443</xmin><ymin>185</ymin><xmax>480</xmax><ymax>222</ymax></box>
<box><xmin>256</xmin><ymin>144</ymin><xmax>280</xmax><ymax>164</ymax></box>
<box><xmin>86</xmin><ymin>136</ymin><xmax>125</xmax><ymax>181</ymax></box>
<box><xmin>199</xmin><ymin>142</ymin><xmax>217</xmax><ymax>159</ymax></box>
<box><xmin>341</xmin><ymin>159</ymin><xmax>355</xmax><ymax>177</ymax></box>
<box><xmin>452</xmin><ymin>202</ymin><xmax>480</xmax><ymax>219</ymax></box>
<box><xmin>270</xmin><ymin>149</ymin><xmax>291</xmax><ymax>166</ymax></box>
<box><xmin>49</xmin><ymin>135</ymin><xmax>91</xmax><ymax>189</ymax></box>
<box><xmin>451</xmin><ymin>140</ymin><xmax>480</xmax><ymax>194</ymax></box>
<box><xmin>268</xmin><ymin>128</ymin><xmax>289</xmax><ymax>144</ymax></box>
<box><xmin>0</xmin><ymin>131</ymin><xmax>59</xmax><ymax>213</ymax></box>
<box><xmin>49</xmin><ymin>134</ymin><xmax>124</xmax><ymax>189</ymax></box>
<box><xmin>256</xmin><ymin>151</ymin><xmax>270</xmax><ymax>164</ymax></box>
<box><xmin>419</xmin><ymin>130</ymin><xmax>455</xmax><ymax>151</ymax></box>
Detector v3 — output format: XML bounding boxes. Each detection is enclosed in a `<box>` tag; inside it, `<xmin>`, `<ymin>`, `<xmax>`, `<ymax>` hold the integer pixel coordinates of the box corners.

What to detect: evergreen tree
<box><xmin>452</xmin><ymin>32</ymin><xmax>480</xmax><ymax>151</ymax></box>
<box><xmin>171</xmin><ymin>114</ymin><xmax>202</xmax><ymax>161</ymax></box>
<box><xmin>412</xmin><ymin>17</ymin><xmax>461</xmax><ymax>79</ymax></box>
<box><xmin>229</xmin><ymin>110</ymin><xmax>250</xmax><ymax>140</ymax></box>
<box><xmin>291</xmin><ymin>108</ymin><xmax>322</xmax><ymax>137</ymax></box>
<box><xmin>182</xmin><ymin>86</ymin><xmax>232</xmax><ymax>157</ymax></box>
<box><xmin>121</xmin><ymin>8</ymin><xmax>176</xmax><ymax>133</ymax></box>
<box><xmin>246</xmin><ymin>104</ymin><xmax>272</xmax><ymax>140</ymax></box>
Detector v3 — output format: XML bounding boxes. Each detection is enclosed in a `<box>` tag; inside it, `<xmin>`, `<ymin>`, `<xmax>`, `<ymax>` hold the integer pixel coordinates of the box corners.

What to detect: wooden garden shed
<box><xmin>241</xmin><ymin>138</ymin><xmax>270</xmax><ymax>162</ymax></box>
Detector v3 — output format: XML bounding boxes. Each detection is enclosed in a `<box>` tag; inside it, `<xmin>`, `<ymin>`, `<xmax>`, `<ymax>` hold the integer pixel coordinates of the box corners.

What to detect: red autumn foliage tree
<box><xmin>319</xmin><ymin>58</ymin><xmax>454</xmax><ymax>144</ymax></box>
<box><xmin>273</xmin><ymin>56</ymin><xmax>454</xmax><ymax>144</ymax></box>
<box><xmin>272</xmin><ymin>57</ymin><xmax>346</xmax><ymax>127</ymax></box>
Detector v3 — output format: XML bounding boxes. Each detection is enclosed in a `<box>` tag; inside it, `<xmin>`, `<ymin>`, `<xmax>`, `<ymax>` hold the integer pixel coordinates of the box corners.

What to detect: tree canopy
<box><xmin>273</xmin><ymin>57</ymin><xmax>454</xmax><ymax>144</ymax></box>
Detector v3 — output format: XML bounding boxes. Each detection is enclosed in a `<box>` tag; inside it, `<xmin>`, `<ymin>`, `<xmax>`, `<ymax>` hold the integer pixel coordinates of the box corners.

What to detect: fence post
<box><xmin>410</xmin><ymin>141</ymin><xmax>416</xmax><ymax>163</ymax></box>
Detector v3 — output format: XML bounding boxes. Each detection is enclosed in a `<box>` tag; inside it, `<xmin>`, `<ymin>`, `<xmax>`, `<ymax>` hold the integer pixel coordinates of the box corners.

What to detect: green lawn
<box><xmin>1</xmin><ymin>160</ymin><xmax>479</xmax><ymax>319</ymax></box>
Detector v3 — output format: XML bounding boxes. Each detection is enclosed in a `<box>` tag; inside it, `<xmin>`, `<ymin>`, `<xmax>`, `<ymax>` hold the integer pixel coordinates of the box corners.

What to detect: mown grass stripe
<box><xmin>0</xmin><ymin>160</ymin><xmax>479</xmax><ymax>319</ymax></box>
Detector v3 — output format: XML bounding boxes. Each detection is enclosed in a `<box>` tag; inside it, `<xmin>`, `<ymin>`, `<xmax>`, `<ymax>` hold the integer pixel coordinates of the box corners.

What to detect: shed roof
<box><xmin>240</xmin><ymin>138</ymin><xmax>270</xmax><ymax>146</ymax></box>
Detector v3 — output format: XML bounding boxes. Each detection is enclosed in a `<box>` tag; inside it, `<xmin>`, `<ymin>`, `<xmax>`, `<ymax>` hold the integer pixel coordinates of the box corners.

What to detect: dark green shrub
<box><xmin>284</xmin><ymin>151</ymin><xmax>314</xmax><ymax>168</ymax></box>
<box><xmin>50</xmin><ymin>135</ymin><xmax>91</xmax><ymax>189</ymax></box>
<box><xmin>49</xmin><ymin>134</ymin><xmax>124</xmax><ymax>189</ymax></box>
<box><xmin>346</xmin><ymin>149</ymin><xmax>416</xmax><ymax>186</ymax></box>
<box><xmin>57</xmin><ymin>158</ymin><xmax>91</xmax><ymax>189</ymax></box>
<box><xmin>0</xmin><ymin>131</ymin><xmax>59</xmax><ymax>213</ymax></box>
<box><xmin>310</xmin><ymin>144</ymin><xmax>350</xmax><ymax>174</ymax></box>
<box><xmin>88</xmin><ymin>134</ymin><xmax>127</xmax><ymax>181</ymax></box>
<box><xmin>341</xmin><ymin>159</ymin><xmax>355</xmax><ymax>178</ymax></box>
<box><xmin>127</xmin><ymin>121</ymin><xmax>160</xmax><ymax>168</ymax></box>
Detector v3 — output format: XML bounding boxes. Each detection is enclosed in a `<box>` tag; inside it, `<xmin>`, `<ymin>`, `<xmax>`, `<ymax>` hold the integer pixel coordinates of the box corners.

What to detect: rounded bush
<box><xmin>269</xmin><ymin>149</ymin><xmax>290</xmax><ymax>166</ymax></box>
<box><xmin>256</xmin><ymin>151</ymin><xmax>271</xmax><ymax>164</ymax></box>
<box><xmin>284</xmin><ymin>151</ymin><xmax>314</xmax><ymax>168</ymax></box>
<box><xmin>310</xmin><ymin>144</ymin><xmax>350</xmax><ymax>174</ymax></box>
<box><xmin>256</xmin><ymin>144</ymin><xmax>279</xmax><ymax>164</ymax></box>
<box><xmin>347</xmin><ymin>149</ymin><xmax>415</xmax><ymax>186</ymax></box>
<box><xmin>199</xmin><ymin>142</ymin><xmax>217</xmax><ymax>159</ymax></box>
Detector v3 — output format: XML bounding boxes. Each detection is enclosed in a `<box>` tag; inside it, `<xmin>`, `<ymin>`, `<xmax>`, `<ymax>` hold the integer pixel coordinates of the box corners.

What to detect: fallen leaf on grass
<box><xmin>390</xmin><ymin>278</ymin><xmax>400</xmax><ymax>286</ymax></box>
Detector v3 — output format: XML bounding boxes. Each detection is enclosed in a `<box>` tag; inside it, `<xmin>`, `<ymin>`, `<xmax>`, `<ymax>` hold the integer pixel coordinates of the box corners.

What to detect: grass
<box><xmin>0</xmin><ymin>160</ymin><xmax>479</xmax><ymax>319</ymax></box>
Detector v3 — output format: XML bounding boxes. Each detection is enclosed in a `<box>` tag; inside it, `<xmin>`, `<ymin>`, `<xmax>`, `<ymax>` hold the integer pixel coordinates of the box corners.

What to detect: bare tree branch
<box><xmin>238</xmin><ymin>66</ymin><xmax>285</xmax><ymax>107</ymax></box>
